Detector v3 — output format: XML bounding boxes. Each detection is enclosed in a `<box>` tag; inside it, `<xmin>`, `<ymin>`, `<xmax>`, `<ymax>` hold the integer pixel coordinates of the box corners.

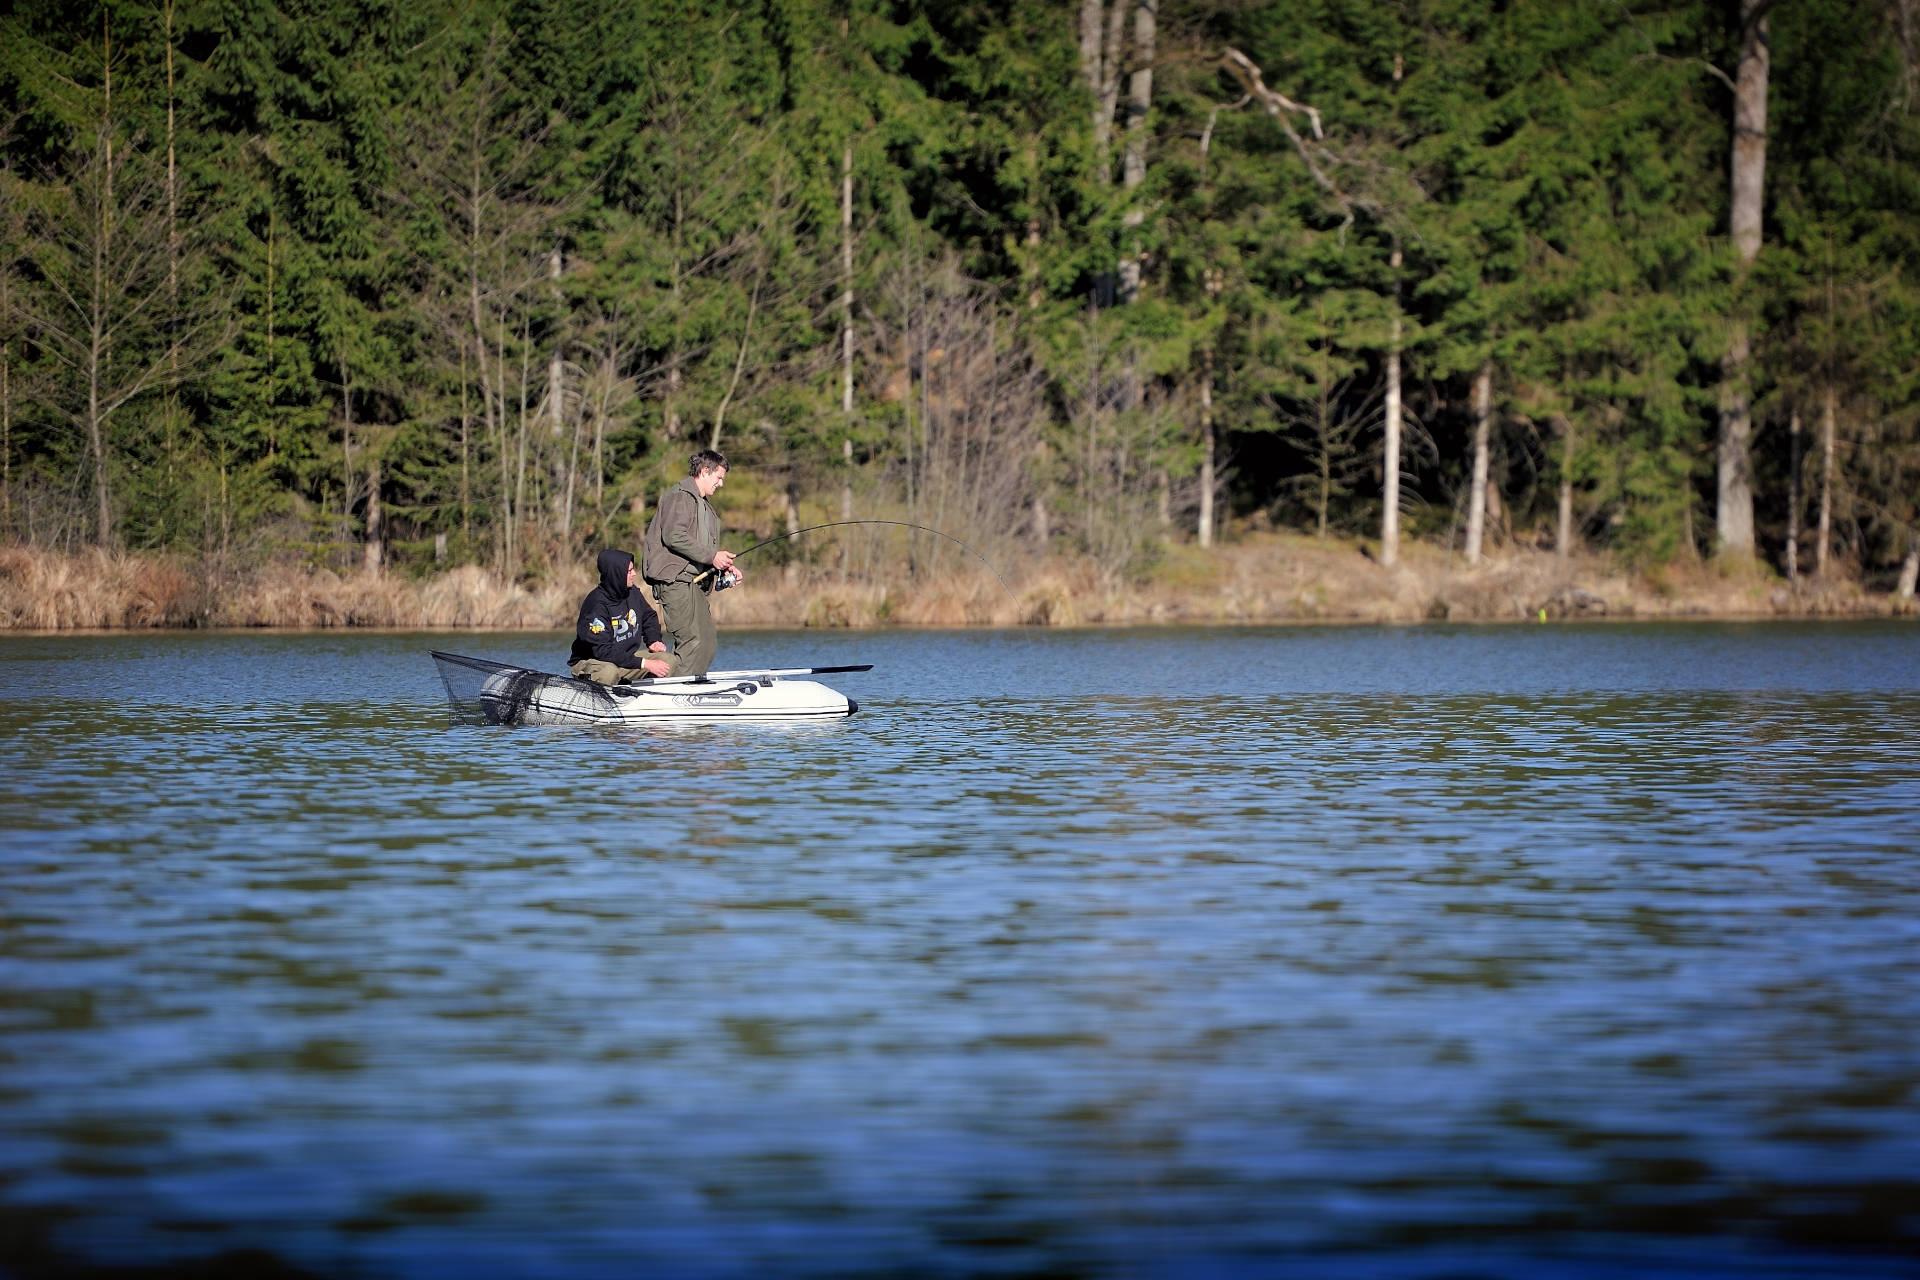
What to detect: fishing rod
<box><xmin>695</xmin><ymin>519</ymin><xmax>1015</xmax><ymax>598</ymax></box>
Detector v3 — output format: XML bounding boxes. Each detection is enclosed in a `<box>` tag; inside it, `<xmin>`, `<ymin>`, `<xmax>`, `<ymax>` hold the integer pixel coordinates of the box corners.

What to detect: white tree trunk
<box><xmin>1079</xmin><ymin>0</ymin><xmax>1105</xmax><ymax>125</ymax></box>
<box><xmin>1730</xmin><ymin>2</ymin><xmax>1770</xmax><ymax>268</ymax></box>
<box><xmin>459</xmin><ymin>340</ymin><xmax>471</xmax><ymax>548</ymax></box>
<box><xmin>1898</xmin><ymin>548</ymin><xmax>1918</xmax><ymax>601</ymax></box>
<box><xmin>2</xmin><ymin>312</ymin><xmax>10</xmax><ymax>534</ymax></box>
<box><xmin>561</xmin><ymin>389</ymin><xmax>582</xmax><ymax>542</ymax></box>
<box><xmin>784</xmin><ymin>478</ymin><xmax>801</xmax><ymax>584</ymax></box>
<box><xmin>1380</xmin><ymin>245</ymin><xmax>1403</xmax><ymax>569</ymax></box>
<box><xmin>2</xmin><ymin>160</ymin><xmax>13</xmax><ymax>531</ymax></box>
<box><xmin>1315</xmin><ymin>377</ymin><xmax>1333</xmax><ymax>538</ymax></box>
<box><xmin>547</xmin><ymin>245</ymin><xmax>568</xmax><ymax>532</ymax></box>
<box><xmin>164</xmin><ymin>0</ymin><xmax>179</xmax><ymax>479</ymax></box>
<box><xmin>1198</xmin><ymin>347</ymin><xmax>1215</xmax><ymax>549</ymax></box>
<box><xmin>1465</xmin><ymin>361</ymin><xmax>1492</xmax><ymax>565</ymax></box>
<box><xmin>841</xmin><ymin>142</ymin><xmax>855</xmax><ymax>525</ymax></box>
<box><xmin>102</xmin><ymin>16</ymin><xmax>113</xmax><ymax>218</ymax></box>
<box><xmin>1717</xmin><ymin>0</ymin><xmax>1769</xmax><ymax>557</ymax></box>
<box><xmin>340</xmin><ymin>362</ymin><xmax>357</xmax><ymax>557</ymax></box>
<box><xmin>841</xmin><ymin>144</ymin><xmax>854</xmax><ymax>418</ymax></box>
<box><xmin>467</xmin><ymin>155</ymin><xmax>500</xmax><ymax>560</ymax></box>
<box><xmin>511</xmin><ymin>331</ymin><xmax>529</xmax><ymax>574</ymax></box>
<box><xmin>1816</xmin><ymin>381</ymin><xmax>1836</xmax><ymax>575</ymax></box>
<box><xmin>1118</xmin><ymin>0</ymin><xmax>1155</xmax><ymax>303</ymax></box>
<box><xmin>1556</xmin><ymin>414</ymin><xmax>1575</xmax><ymax>560</ymax></box>
<box><xmin>88</xmin><ymin>342</ymin><xmax>111</xmax><ymax>545</ymax></box>
<box><xmin>94</xmin><ymin>30</ymin><xmax>116</xmax><ymax>547</ymax></box>
<box><xmin>1786</xmin><ymin>408</ymin><xmax>1801</xmax><ymax>580</ymax></box>
<box><xmin>1718</xmin><ymin>320</ymin><xmax>1757</xmax><ymax>554</ymax></box>
<box><xmin>1096</xmin><ymin>2</ymin><xmax>1126</xmax><ymax>183</ymax></box>
<box><xmin>363</xmin><ymin>456</ymin><xmax>383</xmax><ymax>575</ymax></box>
<box><xmin>547</xmin><ymin>246</ymin><xmax>564</xmax><ymax>436</ymax></box>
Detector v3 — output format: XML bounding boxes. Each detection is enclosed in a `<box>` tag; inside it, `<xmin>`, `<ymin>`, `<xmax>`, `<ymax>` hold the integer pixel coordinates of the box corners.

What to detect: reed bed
<box><xmin>0</xmin><ymin>540</ymin><xmax>1901</xmax><ymax>633</ymax></box>
<box><xmin>200</xmin><ymin>563</ymin><xmax>582</xmax><ymax>630</ymax></box>
<box><xmin>0</xmin><ymin>546</ymin><xmax>204</xmax><ymax>629</ymax></box>
<box><xmin>710</xmin><ymin>567</ymin><xmax>1017</xmax><ymax>629</ymax></box>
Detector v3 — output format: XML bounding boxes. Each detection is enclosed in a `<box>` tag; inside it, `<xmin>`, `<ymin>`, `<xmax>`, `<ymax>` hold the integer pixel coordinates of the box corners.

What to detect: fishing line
<box><xmin>698</xmin><ymin>519</ymin><xmax>1017</xmax><ymax>599</ymax></box>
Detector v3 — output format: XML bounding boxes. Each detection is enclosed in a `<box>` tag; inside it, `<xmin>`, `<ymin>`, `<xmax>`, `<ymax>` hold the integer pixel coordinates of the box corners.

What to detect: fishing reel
<box><xmin>714</xmin><ymin>569</ymin><xmax>739</xmax><ymax>591</ymax></box>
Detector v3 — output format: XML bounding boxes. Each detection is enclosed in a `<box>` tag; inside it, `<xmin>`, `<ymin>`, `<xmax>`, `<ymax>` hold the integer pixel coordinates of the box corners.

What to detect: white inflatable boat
<box><xmin>432</xmin><ymin>651</ymin><xmax>868</xmax><ymax>725</ymax></box>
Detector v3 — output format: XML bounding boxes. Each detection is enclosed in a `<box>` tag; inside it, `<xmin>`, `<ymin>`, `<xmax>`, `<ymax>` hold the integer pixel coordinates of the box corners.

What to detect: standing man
<box><xmin>569</xmin><ymin>548</ymin><xmax>677</xmax><ymax>683</ymax></box>
<box><xmin>644</xmin><ymin>449</ymin><xmax>743</xmax><ymax>678</ymax></box>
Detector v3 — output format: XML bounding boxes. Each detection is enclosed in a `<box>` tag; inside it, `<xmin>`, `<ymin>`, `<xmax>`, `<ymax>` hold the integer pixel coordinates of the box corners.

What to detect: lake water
<box><xmin>2</xmin><ymin>623</ymin><xmax>1919</xmax><ymax>1279</ymax></box>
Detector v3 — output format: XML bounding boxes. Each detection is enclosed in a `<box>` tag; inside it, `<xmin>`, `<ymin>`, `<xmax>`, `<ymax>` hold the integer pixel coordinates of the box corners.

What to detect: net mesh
<box><xmin>431</xmin><ymin>650</ymin><xmax>623</xmax><ymax>726</ymax></box>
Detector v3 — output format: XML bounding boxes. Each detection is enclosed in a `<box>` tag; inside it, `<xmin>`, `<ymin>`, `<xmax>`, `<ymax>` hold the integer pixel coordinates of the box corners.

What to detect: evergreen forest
<box><xmin>3</xmin><ymin>0</ymin><xmax>1918</xmax><ymax>593</ymax></box>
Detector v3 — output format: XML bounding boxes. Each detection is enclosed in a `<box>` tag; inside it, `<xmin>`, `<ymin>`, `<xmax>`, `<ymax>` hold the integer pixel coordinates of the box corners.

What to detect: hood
<box><xmin>596</xmin><ymin>548</ymin><xmax>635</xmax><ymax>598</ymax></box>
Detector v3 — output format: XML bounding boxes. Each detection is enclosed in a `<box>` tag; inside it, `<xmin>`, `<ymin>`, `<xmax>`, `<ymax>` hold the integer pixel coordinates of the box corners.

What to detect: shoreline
<box><xmin>0</xmin><ymin>612</ymin><xmax>1910</xmax><ymax>639</ymax></box>
<box><xmin>2</xmin><ymin>537</ymin><xmax>1911</xmax><ymax>633</ymax></box>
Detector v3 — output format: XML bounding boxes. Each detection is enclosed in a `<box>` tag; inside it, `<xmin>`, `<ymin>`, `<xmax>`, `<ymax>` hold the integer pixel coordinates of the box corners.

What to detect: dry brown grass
<box><xmin>0</xmin><ymin>547</ymin><xmax>587</xmax><ymax>631</ymax></box>
<box><xmin>0</xmin><ymin>538</ymin><xmax>1902</xmax><ymax>632</ymax></box>
<box><xmin>1120</xmin><ymin>533</ymin><xmax>1897</xmax><ymax>624</ymax></box>
<box><xmin>711</xmin><ymin>565</ymin><xmax>1019</xmax><ymax>629</ymax></box>
<box><xmin>0</xmin><ymin>545</ymin><xmax>205</xmax><ymax>629</ymax></box>
<box><xmin>201</xmin><ymin>563</ymin><xmax>586</xmax><ymax>629</ymax></box>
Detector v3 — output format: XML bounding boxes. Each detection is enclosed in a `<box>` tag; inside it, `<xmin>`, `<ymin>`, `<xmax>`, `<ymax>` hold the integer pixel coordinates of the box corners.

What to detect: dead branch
<box><xmin>1219</xmin><ymin>47</ymin><xmax>1353</xmax><ymax>229</ymax></box>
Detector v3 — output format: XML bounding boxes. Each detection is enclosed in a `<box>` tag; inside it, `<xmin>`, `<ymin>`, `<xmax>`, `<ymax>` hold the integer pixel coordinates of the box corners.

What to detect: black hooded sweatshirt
<box><xmin>570</xmin><ymin>548</ymin><xmax>664</xmax><ymax>667</ymax></box>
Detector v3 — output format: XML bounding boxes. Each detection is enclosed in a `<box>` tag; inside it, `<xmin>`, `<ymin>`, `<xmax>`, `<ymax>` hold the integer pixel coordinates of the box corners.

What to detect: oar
<box><xmin>604</xmin><ymin>663</ymin><xmax>873</xmax><ymax>692</ymax></box>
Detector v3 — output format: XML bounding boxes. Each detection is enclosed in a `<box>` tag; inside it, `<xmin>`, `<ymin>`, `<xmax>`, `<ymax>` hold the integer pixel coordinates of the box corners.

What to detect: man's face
<box><xmin>696</xmin><ymin>466</ymin><xmax>728</xmax><ymax>498</ymax></box>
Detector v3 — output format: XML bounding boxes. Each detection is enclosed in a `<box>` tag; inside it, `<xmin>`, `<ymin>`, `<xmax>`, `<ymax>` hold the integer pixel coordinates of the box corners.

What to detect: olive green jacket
<box><xmin>643</xmin><ymin>478</ymin><xmax>720</xmax><ymax>584</ymax></box>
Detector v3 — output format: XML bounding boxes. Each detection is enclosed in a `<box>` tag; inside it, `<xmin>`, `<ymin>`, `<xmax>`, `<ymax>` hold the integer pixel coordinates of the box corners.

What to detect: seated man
<box><xmin>568</xmin><ymin>548</ymin><xmax>678</xmax><ymax>683</ymax></box>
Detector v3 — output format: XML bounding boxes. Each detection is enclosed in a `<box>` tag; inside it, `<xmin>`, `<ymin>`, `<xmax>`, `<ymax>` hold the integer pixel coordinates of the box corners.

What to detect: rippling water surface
<box><xmin>3</xmin><ymin>623</ymin><xmax>1919</xmax><ymax>1279</ymax></box>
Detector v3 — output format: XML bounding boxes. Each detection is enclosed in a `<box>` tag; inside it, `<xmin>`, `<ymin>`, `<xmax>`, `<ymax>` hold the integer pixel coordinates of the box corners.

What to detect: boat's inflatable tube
<box><xmin>430</xmin><ymin>650</ymin><xmax>864</xmax><ymax>725</ymax></box>
<box><xmin>480</xmin><ymin>668</ymin><xmax>855</xmax><ymax>725</ymax></box>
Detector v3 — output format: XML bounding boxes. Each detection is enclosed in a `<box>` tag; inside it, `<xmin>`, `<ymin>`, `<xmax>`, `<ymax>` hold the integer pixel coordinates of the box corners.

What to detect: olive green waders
<box><xmin>651</xmin><ymin>578</ymin><xmax>716</xmax><ymax>677</ymax></box>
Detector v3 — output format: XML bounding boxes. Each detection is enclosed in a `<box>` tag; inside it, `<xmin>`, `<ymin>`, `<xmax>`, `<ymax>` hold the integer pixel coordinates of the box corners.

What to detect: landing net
<box><xmin>430</xmin><ymin>650</ymin><xmax>621</xmax><ymax>726</ymax></box>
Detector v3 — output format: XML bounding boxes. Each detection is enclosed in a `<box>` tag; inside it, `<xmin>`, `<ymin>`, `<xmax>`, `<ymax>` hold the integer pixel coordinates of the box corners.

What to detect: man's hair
<box><xmin>689</xmin><ymin>448</ymin><xmax>728</xmax><ymax>476</ymax></box>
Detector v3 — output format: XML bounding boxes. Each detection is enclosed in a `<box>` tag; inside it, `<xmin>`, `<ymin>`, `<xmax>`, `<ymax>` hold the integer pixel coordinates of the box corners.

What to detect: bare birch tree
<box><xmin>1080</xmin><ymin>0</ymin><xmax>1132</xmax><ymax>307</ymax></box>
<box><xmin>1464</xmin><ymin>360</ymin><xmax>1493</xmax><ymax>563</ymax></box>
<box><xmin>840</xmin><ymin>140</ymin><xmax>855</xmax><ymax>521</ymax></box>
<box><xmin>1717</xmin><ymin>0</ymin><xmax>1774</xmax><ymax>558</ymax></box>
<box><xmin>1118</xmin><ymin>0</ymin><xmax>1155</xmax><ymax>304</ymax></box>
<box><xmin>1</xmin><ymin>147</ymin><xmax>22</xmax><ymax>537</ymax></box>
<box><xmin>1785</xmin><ymin>407</ymin><xmax>1802</xmax><ymax>578</ymax></box>
<box><xmin>867</xmin><ymin>257</ymin><xmax>1044</xmax><ymax>570</ymax></box>
<box><xmin>1382</xmin><ymin>241</ymin><xmax>1404</xmax><ymax>567</ymax></box>
<box><xmin>1555</xmin><ymin>413</ymin><xmax>1577</xmax><ymax>560</ymax></box>
<box><xmin>1190</xmin><ymin>93</ymin><xmax>1248</xmax><ymax>551</ymax></box>
<box><xmin>1081</xmin><ymin>0</ymin><xmax>1129</xmax><ymax>184</ymax></box>
<box><xmin>1816</xmin><ymin>381</ymin><xmax>1837</xmax><ymax>574</ymax></box>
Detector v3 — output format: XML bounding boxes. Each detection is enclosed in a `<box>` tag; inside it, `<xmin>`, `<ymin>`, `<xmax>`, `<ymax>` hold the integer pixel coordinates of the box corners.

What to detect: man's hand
<box><xmin>641</xmin><ymin>656</ymin><xmax>672</xmax><ymax>678</ymax></box>
<box><xmin>713</xmin><ymin>549</ymin><xmax>736</xmax><ymax>572</ymax></box>
<box><xmin>648</xmin><ymin>641</ymin><xmax>668</xmax><ymax>652</ymax></box>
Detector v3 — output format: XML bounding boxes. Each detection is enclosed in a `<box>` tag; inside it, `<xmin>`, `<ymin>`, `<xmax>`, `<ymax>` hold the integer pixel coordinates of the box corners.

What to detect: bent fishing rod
<box><xmin>694</xmin><ymin>519</ymin><xmax>1015</xmax><ymax>598</ymax></box>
